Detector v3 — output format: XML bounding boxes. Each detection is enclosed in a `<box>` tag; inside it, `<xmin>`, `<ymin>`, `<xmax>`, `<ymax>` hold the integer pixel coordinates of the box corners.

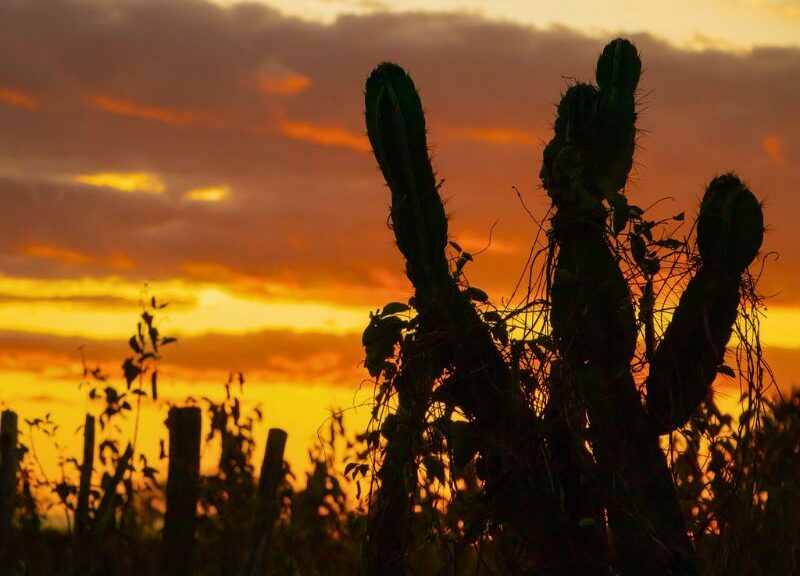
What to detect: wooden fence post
<box><xmin>72</xmin><ymin>414</ymin><xmax>97</xmax><ymax>574</ymax></box>
<box><xmin>75</xmin><ymin>414</ymin><xmax>95</xmax><ymax>539</ymax></box>
<box><xmin>0</xmin><ymin>410</ymin><xmax>18</xmax><ymax>555</ymax></box>
<box><xmin>161</xmin><ymin>406</ymin><xmax>202</xmax><ymax>576</ymax></box>
<box><xmin>240</xmin><ymin>428</ymin><xmax>287</xmax><ymax>576</ymax></box>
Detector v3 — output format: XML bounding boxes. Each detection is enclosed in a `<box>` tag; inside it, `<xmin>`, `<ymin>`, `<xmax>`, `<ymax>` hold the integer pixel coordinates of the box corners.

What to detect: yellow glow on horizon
<box><xmin>0</xmin><ymin>276</ymin><xmax>368</xmax><ymax>338</ymax></box>
<box><xmin>756</xmin><ymin>306</ymin><xmax>800</xmax><ymax>349</ymax></box>
<box><xmin>76</xmin><ymin>171</ymin><xmax>166</xmax><ymax>194</ymax></box>
<box><xmin>0</xmin><ymin>273</ymin><xmax>798</xmax><ymax>348</ymax></box>
<box><xmin>186</xmin><ymin>185</ymin><xmax>231</xmax><ymax>202</ymax></box>
<box><xmin>0</xmin><ymin>366</ymin><xmax>373</xmax><ymax>517</ymax></box>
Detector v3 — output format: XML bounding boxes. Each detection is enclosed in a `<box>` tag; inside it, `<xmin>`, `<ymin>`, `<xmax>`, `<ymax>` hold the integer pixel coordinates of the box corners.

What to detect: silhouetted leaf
<box><xmin>654</xmin><ymin>238</ymin><xmax>683</xmax><ymax>249</ymax></box>
<box><xmin>462</xmin><ymin>287</ymin><xmax>489</xmax><ymax>303</ymax></box>
<box><xmin>149</xmin><ymin>325</ymin><xmax>159</xmax><ymax>351</ymax></box>
<box><xmin>122</xmin><ymin>358</ymin><xmax>140</xmax><ymax>389</ymax></box>
<box><xmin>128</xmin><ymin>336</ymin><xmax>142</xmax><ymax>354</ymax></box>
<box><xmin>381</xmin><ymin>302</ymin><xmax>410</xmax><ymax>316</ymax></box>
<box><xmin>717</xmin><ymin>364</ymin><xmax>736</xmax><ymax>378</ymax></box>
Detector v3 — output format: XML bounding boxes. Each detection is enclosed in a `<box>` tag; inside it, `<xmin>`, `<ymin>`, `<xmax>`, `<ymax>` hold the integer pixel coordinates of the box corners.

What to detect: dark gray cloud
<box><xmin>0</xmin><ymin>0</ymin><xmax>797</xmax><ymax>303</ymax></box>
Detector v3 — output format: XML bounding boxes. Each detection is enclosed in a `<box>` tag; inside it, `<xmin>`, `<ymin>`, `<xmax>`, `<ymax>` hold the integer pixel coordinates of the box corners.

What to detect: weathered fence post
<box><xmin>75</xmin><ymin>413</ymin><xmax>95</xmax><ymax>539</ymax></box>
<box><xmin>72</xmin><ymin>414</ymin><xmax>96</xmax><ymax>574</ymax></box>
<box><xmin>161</xmin><ymin>406</ymin><xmax>202</xmax><ymax>576</ymax></box>
<box><xmin>0</xmin><ymin>409</ymin><xmax>18</xmax><ymax>555</ymax></box>
<box><xmin>240</xmin><ymin>428</ymin><xmax>287</xmax><ymax>576</ymax></box>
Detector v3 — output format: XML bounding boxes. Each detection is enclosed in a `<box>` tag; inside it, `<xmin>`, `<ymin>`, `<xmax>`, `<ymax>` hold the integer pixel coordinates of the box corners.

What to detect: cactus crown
<box><xmin>541</xmin><ymin>38</ymin><xmax>641</xmax><ymax>208</ymax></box>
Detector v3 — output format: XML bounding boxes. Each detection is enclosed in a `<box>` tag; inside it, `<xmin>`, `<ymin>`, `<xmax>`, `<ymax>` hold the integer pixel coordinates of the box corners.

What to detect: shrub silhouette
<box><xmin>361</xmin><ymin>38</ymin><xmax>765</xmax><ymax>576</ymax></box>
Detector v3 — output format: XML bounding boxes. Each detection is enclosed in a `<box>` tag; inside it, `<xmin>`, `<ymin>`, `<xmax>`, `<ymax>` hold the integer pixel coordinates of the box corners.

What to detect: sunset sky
<box><xmin>0</xmin><ymin>0</ymin><xmax>798</xmax><ymax>487</ymax></box>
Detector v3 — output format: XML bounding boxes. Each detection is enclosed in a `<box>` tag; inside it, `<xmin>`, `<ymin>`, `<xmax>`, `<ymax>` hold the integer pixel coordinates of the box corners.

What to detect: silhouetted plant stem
<box><xmin>93</xmin><ymin>442</ymin><xmax>133</xmax><ymax>536</ymax></box>
<box><xmin>241</xmin><ymin>427</ymin><xmax>287</xmax><ymax>576</ymax></box>
<box><xmin>161</xmin><ymin>407</ymin><xmax>202</xmax><ymax>576</ymax></box>
<box><xmin>362</xmin><ymin>356</ymin><xmax>433</xmax><ymax>576</ymax></box>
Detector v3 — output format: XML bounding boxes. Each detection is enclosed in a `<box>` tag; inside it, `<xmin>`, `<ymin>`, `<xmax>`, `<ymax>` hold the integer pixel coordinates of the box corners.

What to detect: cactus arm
<box><xmin>365</xmin><ymin>61</ymin><xmax>516</xmax><ymax>475</ymax></box>
<box><xmin>647</xmin><ymin>174</ymin><xmax>764</xmax><ymax>433</ymax></box>
<box><xmin>646</xmin><ymin>267</ymin><xmax>740</xmax><ymax>433</ymax></box>
<box><xmin>365</xmin><ymin>63</ymin><xmax>450</xmax><ymax>303</ymax></box>
<box><xmin>362</xmin><ymin>63</ymin><xmax>448</xmax><ymax>576</ymax></box>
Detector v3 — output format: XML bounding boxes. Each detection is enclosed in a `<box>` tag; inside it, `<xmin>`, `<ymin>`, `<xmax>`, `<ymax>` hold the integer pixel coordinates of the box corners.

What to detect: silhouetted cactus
<box><xmin>648</xmin><ymin>175</ymin><xmax>763</xmax><ymax>434</ymax></box>
<box><xmin>363</xmin><ymin>63</ymin><xmax>555</xmax><ymax>575</ymax></box>
<box><xmin>363</xmin><ymin>38</ymin><xmax>764</xmax><ymax>576</ymax></box>
<box><xmin>361</xmin><ymin>64</ymin><xmax>445</xmax><ymax>576</ymax></box>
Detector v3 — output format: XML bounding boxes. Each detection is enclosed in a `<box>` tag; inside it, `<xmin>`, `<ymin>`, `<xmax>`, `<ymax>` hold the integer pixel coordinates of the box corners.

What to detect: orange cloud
<box><xmin>23</xmin><ymin>244</ymin><xmax>92</xmax><ymax>266</ymax></box>
<box><xmin>258</xmin><ymin>72</ymin><xmax>312</xmax><ymax>96</ymax></box>
<box><xmin>456</xmin><ymin>232</ymin><xmax>522</xmax><ymax>256</ymax></box>
<box><xmin>448</xmin><ymin>126</ymin><xmax>543</xmax><ymax>147</ymax></box>
<box><xmin>88</xmin><ymin>93</ymin><xmax>222</xmax><ymax>127</ymax></box>
<box><xmin>22</xmin><ymin>244</ymin><xmax>134</xmax><ymax>270</ymax></box>
<box><xmin>0</xmin><ymin>87</ymin><xmax>38</xmax><ymax>111</ymax></box>
<box><xmin>0</xmin><ymin>327</ymin><xmax>362</xmax><ymax>384</ymax></box>
<box><xmin>279</xmin><ymin>118</ymin><xmax>370</xmax><ymax>152</ymax></box>
<box><xmin>762</xmin><ymin>135</ymin><xmax>785</xmax><ymax>166</ymax></box>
